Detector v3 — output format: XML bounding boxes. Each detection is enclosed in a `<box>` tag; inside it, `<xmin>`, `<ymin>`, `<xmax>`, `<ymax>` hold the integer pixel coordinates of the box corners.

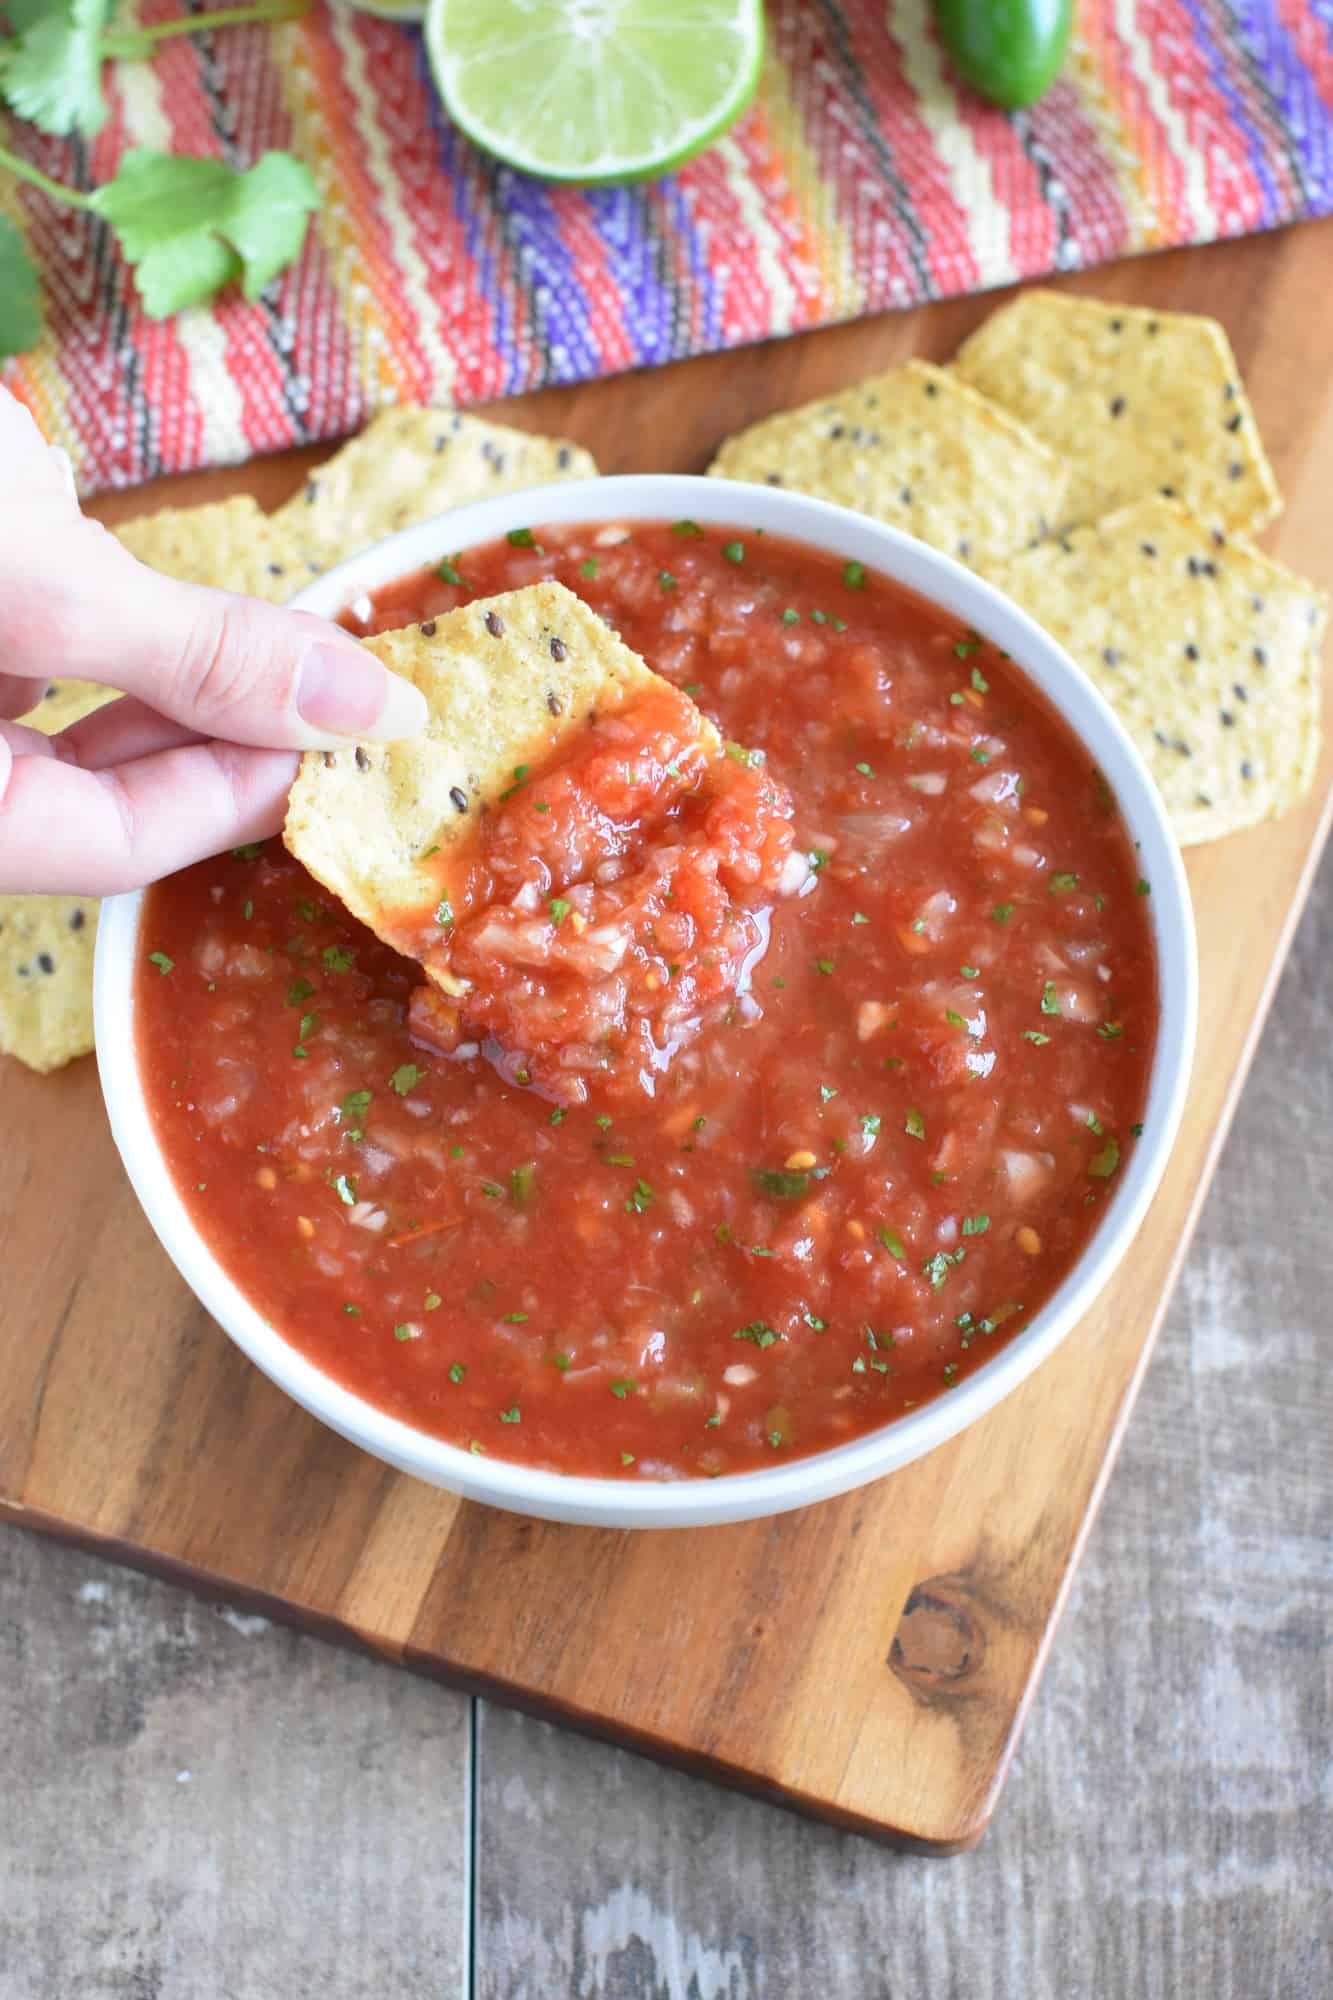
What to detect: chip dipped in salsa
<box><xmin>137</xmin><ymin>520</ymin><xmax>1158</xmax><ymax>1481</ymax></box>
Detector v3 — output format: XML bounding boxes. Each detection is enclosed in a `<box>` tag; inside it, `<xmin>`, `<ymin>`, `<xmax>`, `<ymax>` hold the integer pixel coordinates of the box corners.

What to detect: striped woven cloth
<box><xmin>3</xmin><ymin>0</ymin><xmax>1332</xmax><ymax>495</ymax></box>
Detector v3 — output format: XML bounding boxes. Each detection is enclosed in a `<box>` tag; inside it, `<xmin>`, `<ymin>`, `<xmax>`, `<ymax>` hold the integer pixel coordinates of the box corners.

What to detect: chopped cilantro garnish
<box><xmin>904</xmin><ymin>1108</ymin><xmax>925</xmax><ymax>1140</ymax></box>
<box><xmin>923</xmin><ymin>1248</ymin><xmax>964</xmax><ymax>1289</ymax></box>
<box><xmin>298</xmin><ymin>1012</ymin><xmax>316</xmax><ymax>1040</ymax></box>
<box><xmin>626</xmin><ymin>1179</ymin><xmax>654</xmax><ymax>1214</ymax></box>
<box><xmin>549</xmin><ymin>1107</ymin><xmax>567</xmax><ymax>1128</ymax></box>
<box><xmin>287</xmin><ymin>978</ymin><xmax>314</xmax><ymax>1006</ymax></box>
<box><xmin>819</xmin><ymin>1084</ymin><xmax>837</xmax><ymax>1103</ymax></box>
<box><xmin>1023</xmin><ymin>1029</ymin><xmax>1051</xmax><ymax>1045</ymax></box>
<box><xmin>342</xmin><ymin>1304</ymin><xmax>360</xmax><ymax>1316</ymax></box>
<box><xmin>1135</xmin><ymin>877</ymin><xmax>1151</xmax><ymax>896</ymax></box>
<box><xmin>148</xmin><ymin>951</ymin><xmax>174</xmax><ymax>975</ymax></box>
<box><xmin>855</xmin><ymin>760</ymin><xmax>875</xmax><ymax>777</ymax></box>
<box><xmin>621</xmin><ymin>1452</ymin><xmax>635</xmax><ymax>1467</ymax></box>
<box><xmin>322</xmin><ymin>945</ymin><xmax>355</xmax><ymax>973</ymax></box>
<box><xmin>448</xmin><ymin>1362</ymin><xmax>465</xmax><ymax>1383</ymax></box>
<box><xmin>503</xmin><ymin>1311</ymin><xmax>528</xmax><ymax>1323</ymax></box>
<box><xmin>993</xmin><ymin>904</ymin><xmax>1014</xmax><ymax>925</ymax></box>
<box><xmin>954</xmin><ymin>636</ymin><xmax>981</xmax><ymax>659</ymax></box>
<box><xmin>1088</xmin><ymin>1139</ymin><xmax>1121</xmax><ymax>1178</ymax></box>
<box><xmin>232</xmin><ymin>842</ymin><xmax>264</xmax><ymax>861</ymax></box>
<box><xmin>479</xmin><ymin>1180</ymin><xmax>504</xmax><ymax>1200</ymax></box>
<box><xmin>579</xmin><ymin>556</ymin><xmax>599</xmax><ymax>578</ymax></box>
<box><xmin>751</xmin><ymin>1168</ymin><xmax>810</xmax><ymax>1199</ymax></box>
<box><xmin>609</xmin><ymin>1378</ymin><xmax>635</xmax><ymax>1397</ymax></box>
<box><xmin>808</xmin><ymin>848</ymin><xmax>828</xmax><ymax>872</ymax></box>
<box><xmin>437</xmin><ymin>558</ymin><xmax>464</xmax><ymax>586</ymax></box>
<box><xmin>510</xmin><ymin>1163</ymin><xmax>536</xmax><ymax>1204</ymax></box>
<box><xmin>333</xmin><ymin>1174</ymin><xmax>357</xmax><ymax>1206</ymax></box>
<box><xmin>911</xmin><ymin>918</ymin><xmax>927</xmax><ymax>935</ymax></box>
<box><xmin>506</xmin><ymin>527</ymin><xmax>538</xmax><ymax>548</ymax></box>
<box><xmin>596</xmin><ymin>1114</ymin><xmax>613</xmax><ymax>1130</ymax></box>
<box><xmin>671</xmin><ymin>519</ymin><xmax>703</xmax><ymax>537</ymax></box>
<box><xmin>499</xmin><ymin>1406</ymin><xmax>521</xmax><ymax>1423</ymax></box>
<box><xmin>435</xmin><ymin>898</ymin><xmax>453</xmax><ymax>928</ymax></box>
<box><xmin>298</xmin><ymin>900</ymin><xmax>316</xmax><ymax>923</ymax></box>
<box><xmin>833</xmin><ymin>618</ymin><xmax>848</xmax><ymax>632</ymax></box>
<box><xmin>1085</xmin><ymin>1111</ymin><xmax>1104</xmax><ymax>1135</ymax></box>
<box><xmin>815</xmin><ymin>958</ymin><xmax>835</xmax><ymax>976</ymax></box>
<box><xmin>843</xmin><ymin>560</ymin><xmax>866</xmax><ymax>589</ymax></box>
<box><xmin>1049</xmin><ymin>873</ymin><xmax>1078</xmax><ymax>897</ymax></box>
<box><xmin>970</xmin><ymin>746</ymin><xmax>990</xmax><ymax>765</ymax></box>
<box><xmin>721</xmin><ymin>540</ymin><xmax>744</xmax><ymax>564</ymax></box>
<box><xmin>962</xmin><ymin>1214</ymin><xmax>990</xmax><ymax>1236</ymax></box>
<box><xmin>393</xmin><ymin>1324</ymin><xmax>418</xmax><ymax>1342</ymax></box>
<box><xmin>391</xmin><ymin>1064</ymin><xmax>421</xmax><ymax>1096</ymax></box>
<box><xmin>425</xmin><ymin>1293</ymin><xmax>442</xmax><ymax>1311</ymax></box>
<box><xmin>549</xmin><ymin>897</ymin><xmax>571</xmax><ymax>926</ymax></box>
<box><xmin>878</xmin><ymin>1225</ymin><xmax>906</xmax><ymax>1261</ymax></box>
<box><xmin>340</xmin><ymin>1089</ymin><xmax>372</xmax><ymax>1126</ymax></box>
<box><xmin>861</xmin><ymin>1113</ymin><xmax>881</xmax><ymax>1137</ymax></box>
<box><xmin>552</xmin><ymin>1352</ymin><xmax>572</xmax><ymax>1372</ymax></box>
<box><xmin>960</xmin><ymin>965</ymin><xmax>980</xmax><ymax>979</ymax></box>
<box><xmin>1098</xmin><ymin>1021</ymin><xmax>1125</xmax><ymax>1040</ymax></box>
<box><xmin>735</xmin><ymin>1322</ymin><xmax>778</xmax><ymax>1348</ymax></box>
<box><xmin>950</xmin><ymin>692</ymin><xmax>965</xmax><ymax>706</ymax></box>
<box><xmin>781</xmin><ymin>608</ymin><xmax>800</xmax><ymax>625</ymax></box>
<box><xmin>1040</xmin><ymin>981</ymin><xmax>1062</xmax><ymax>1016</ymax></box>
<box><xmin>242</xmin><ymin>900</ymin><xmax>254</xmax><ymax>922</ymax></box>
<box><xmin>803</xmin><ymin>1312</ymin><xmax>828</xmax><ymax>1330</ymax></box>
<box><xmin>852</xmin><ymin>911</ymin><xmax>870</xmax><ymax>926</ymax></box>
<box><xmin>970</xmin><ymin>665</ymin><xmax>989</xmax><ymax>692</ymax></box>
<box><xmin>658</xmin><ymin>570</ymin><xmax>677</xmax><ymax>590</ymax></box>
<box><xmin>811</xmin><ymin>608</ymin><xmax>828</xmax><ymax>625</ymax></box>
<box><xmin>1131</xmin><ymin>1121</ymin><xmax>1144</xmax><ymax>1138</ymax></box>
<box><xmin>945</xmin><ymin>1008</ymin><xmax>966</xmax><ymax>1030</ymax></box>
<box><xmin>692</xmin><ymin>1115</ymin><xmax>707</xmax><ymax>1132</ymax></box>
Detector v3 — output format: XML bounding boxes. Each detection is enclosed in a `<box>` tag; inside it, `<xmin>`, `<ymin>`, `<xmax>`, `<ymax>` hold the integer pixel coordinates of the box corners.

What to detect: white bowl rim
<box><xmin>96</xmin><ymin>473</ymin><xmax>1198</xmax><ymax>1529</ymax></box>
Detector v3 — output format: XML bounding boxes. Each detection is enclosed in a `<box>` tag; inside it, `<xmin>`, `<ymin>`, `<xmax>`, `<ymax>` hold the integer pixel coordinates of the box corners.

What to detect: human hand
<box><xmin>0</xmin><ymin>389</ymin><xmax>427</xmax><ymax>896</ymax></box>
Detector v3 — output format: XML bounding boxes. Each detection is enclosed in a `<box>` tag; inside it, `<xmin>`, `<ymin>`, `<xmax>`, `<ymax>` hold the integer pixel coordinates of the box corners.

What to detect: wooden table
<box><xmin>3</xmin><ymin>220</ymin><xmax>1331</xmax><ymax>1989</ymax></box>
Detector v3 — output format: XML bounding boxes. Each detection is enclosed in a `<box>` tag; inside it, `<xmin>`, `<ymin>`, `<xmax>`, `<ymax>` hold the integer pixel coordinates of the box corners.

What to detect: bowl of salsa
<box><xmin>95</xmin><ymin>476</ymin><xmax>1196</xmax><ymax>1527</ymax></box>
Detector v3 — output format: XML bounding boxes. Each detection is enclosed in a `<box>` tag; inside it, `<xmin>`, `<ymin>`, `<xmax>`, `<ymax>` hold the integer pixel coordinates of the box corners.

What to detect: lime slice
<box><xmin>425</xmin><ymin>0</ymin><xmax>764</xmax><ymax>184</ymax></box>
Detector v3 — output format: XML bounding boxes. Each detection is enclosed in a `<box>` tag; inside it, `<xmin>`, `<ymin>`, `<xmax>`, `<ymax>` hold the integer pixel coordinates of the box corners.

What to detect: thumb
<box><xmin>30</xmin><ymin>521</ymin><xmax>428</xmax><ymax>751</ymax></box>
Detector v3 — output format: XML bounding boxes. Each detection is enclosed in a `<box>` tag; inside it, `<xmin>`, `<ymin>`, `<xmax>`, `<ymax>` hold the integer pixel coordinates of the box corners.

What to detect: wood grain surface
<box><xmin>2</xmin><ymin>220</ymin><xmax>1330</xmax><ymax>1854</ymax></box>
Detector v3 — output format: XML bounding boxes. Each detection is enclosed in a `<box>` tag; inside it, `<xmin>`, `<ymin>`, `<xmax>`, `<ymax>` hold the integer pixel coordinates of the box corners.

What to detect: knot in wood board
<box><xmin>889</xmin><ymin>1578</ymin><xmax>986</xmax><ymax>1695</ymax></box>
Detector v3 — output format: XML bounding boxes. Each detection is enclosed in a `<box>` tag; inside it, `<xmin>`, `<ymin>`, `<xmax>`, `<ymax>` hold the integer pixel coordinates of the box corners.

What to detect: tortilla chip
<box><xmin>988</xmin><ymin>498</ymin><xmax>1326</xmax><ymax>845</ymax></box>
<box><xmin>114</xmin><ymin>495</ymin><xmax>308</xmax><ymax>602</ymax></box>
<box><xmin>271</xmin><ymin>409</ymin><xmax>599</xmax><ymax>576</ymax></box>
<box><xmin>707</xmin><ymin>360</ymin><xmax>1067</xmax><ymax>566</ymax></box>
<box><xmin>0</xmin><ymin>894</ymin><xmax>99</xmax><ymax>1072</ymax></box>
<box><xmin>953</xmin><ymin>292</ymin><xmax>1282</xmax><ymax>538</ymax></box>
<box><xmin>286</xmin><ymin>581</ymin><xmax>707</xmax><ymax>934</ymax></box>
<box><xmin>19</xmin><ymin>679</ymin><xmax>117</xmax><ymax>733</ymax></box>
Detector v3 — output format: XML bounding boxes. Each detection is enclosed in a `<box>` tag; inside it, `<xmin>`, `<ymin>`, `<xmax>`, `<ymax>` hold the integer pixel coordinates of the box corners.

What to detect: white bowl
<box><xmin>96</xmin><ymin>476</ymin><xmax>1197</xmax><ymax>1528</ymax></box>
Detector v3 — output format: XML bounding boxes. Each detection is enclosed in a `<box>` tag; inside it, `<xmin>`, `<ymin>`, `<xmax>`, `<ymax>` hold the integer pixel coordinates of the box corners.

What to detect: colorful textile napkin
<box><xmin>3</xmin><ymin>0</ymin><xmax>1331</xmax><ymax>495</ymax></box>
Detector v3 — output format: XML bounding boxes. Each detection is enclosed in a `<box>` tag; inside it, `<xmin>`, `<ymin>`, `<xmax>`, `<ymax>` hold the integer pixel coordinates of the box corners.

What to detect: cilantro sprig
<box><xmin>0</xmin><ymin>0</ymin><xmax>317</xmax><ymax>358</ymax></box>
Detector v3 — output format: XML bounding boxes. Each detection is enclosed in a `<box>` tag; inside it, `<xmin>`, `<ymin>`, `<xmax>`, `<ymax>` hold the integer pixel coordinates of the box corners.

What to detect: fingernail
<box><xmin>296</xmin><ymin>644</ymin><xmax>429</xmax><ymax>741</ymax></box>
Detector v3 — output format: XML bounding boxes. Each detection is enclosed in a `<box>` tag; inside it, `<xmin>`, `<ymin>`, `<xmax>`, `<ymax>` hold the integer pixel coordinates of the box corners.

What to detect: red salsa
<box><xmin>137</xmin><ymin>521</ymin><xmax>1157</xmax><ymax>1480</ymax></box>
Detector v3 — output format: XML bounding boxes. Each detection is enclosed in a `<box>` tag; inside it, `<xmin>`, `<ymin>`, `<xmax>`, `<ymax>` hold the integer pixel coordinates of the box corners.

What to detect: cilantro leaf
<box><xmin>88</xmin><ymin>148</ymin><xmax>319</xmax><ymax>318</ymax></box>
<box><xmin>0</xmin><ymin>216</ymin><xmax>43</xmax><ymax>359</ymax></box>
<box><xmin>1</xmin><ymin>0</ymin><xmax>112</xmax><ymax>140</ymax></box>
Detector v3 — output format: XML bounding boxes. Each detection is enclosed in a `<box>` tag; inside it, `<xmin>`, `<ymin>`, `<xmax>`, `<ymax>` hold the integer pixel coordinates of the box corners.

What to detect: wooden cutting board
<box><xmin>3</xmin><ymin>223</ymin><xmax>1330</xmax><ymax>1852</ymax></box>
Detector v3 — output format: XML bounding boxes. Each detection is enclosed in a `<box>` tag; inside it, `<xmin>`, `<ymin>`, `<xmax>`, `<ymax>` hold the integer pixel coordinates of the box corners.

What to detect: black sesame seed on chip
<box><xmin>450</xmin><ymin>786</ymin><xmax>468</xmax><ymax>813</ymax></box>
<box><xmin>1184</xmin><ymin>643</ymin><xmax>1199</xmax><ymax>660</ymax></box>
<box><xmin>38</xmin><ymin>952</ymin><xmax>54</xmax><ymax>973</ymax></box>
<box><xmin>419</xmin><ymin>620</ymin><xmax>437</xmax><ymax>636</ymax></box>
<box><xmin>557</xmin><ymin>445</ymin><xmax>571</xmax><ymax>467</ymax></box>
<box><xmin>354</xmin><ymin>748</ymin><xmax>370</xmax><ymax>771</ymax></box>
<box><xmin>1220</xmin><ymin>711</ymin><xmax>1235</xmax><ymax>728</ymax></box>
<box><xmin>549</xmin><ymin>636</ymin><xmax>567</xmax><ymax>662</ymax></box>
<box><xmin>1253</xmin><ymin>644</ymin><xmax>1268</xmax><ymax>666</ymax></box>
<box><xmin>1102</xmin><ymin>647</ymin><xmax>1120</xmax><ymax>667</ymax></box>
<box><xmin>765</xmin><ymin>473</ymin><xmax>782</xmax><ymax>486</ymax></box>
<box><xmin>484</xmin><ymin>611</ymin><xmax>504</xmax><ymax>637</ymax></box>
<box><xmin>1233</xmin><ymin>683</ymin><xmax>1248</xmax><ymax>702</ymax></box>
<box><xmin>322</xmin><ymin>751</ymin><xmax>336</xmax><ymax>769</ymax></box>
<box><xmin>546</xmin><ymin>691</ymin><xmax>564</xmax><ymax>716</ymax></box>
<box><xmin>1241</xmin><ymin>761</ymin><xmax>1255</xmax><ymax>780</ymax></box>
<box><xmin>69</xmin><ymin>909</ymin><xmax>85</xmax><ymax>931</ymax></box>
<box><xmin>1225</xmin><ymin>413</ymin><xmax>1243</xmax><ymax>433</ymax></box>
<box><xmin>1141</xmin><ymin>542</ymin><xmax>1158</xmax><ymax>558</ymax></box>
<box><xmin>1109</xmin><ymin>396</ymin><xmax>1126</xmax><ymax>418</ymax></box>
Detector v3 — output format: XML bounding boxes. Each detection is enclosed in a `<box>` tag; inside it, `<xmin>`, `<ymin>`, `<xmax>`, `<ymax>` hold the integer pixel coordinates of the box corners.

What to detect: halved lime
<box><xmin>425</xmin><ymin>0</ymin><xmax>764</xmax><ymax>184</ymax></box>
